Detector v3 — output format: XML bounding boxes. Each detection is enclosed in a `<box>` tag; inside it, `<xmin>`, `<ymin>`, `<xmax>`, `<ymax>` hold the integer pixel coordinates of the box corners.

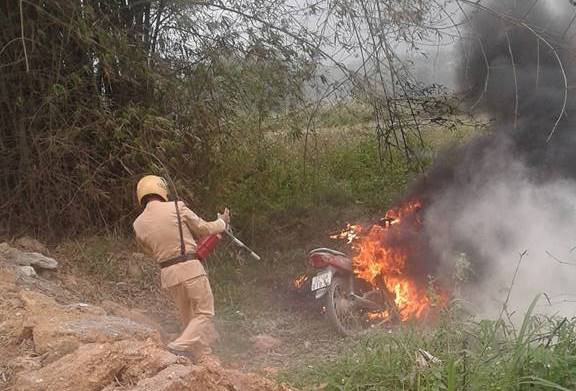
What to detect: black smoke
<box><xmin>460</xmin><ymin>0</ymin><xmax>576</xmax><ymax>176</ymax></box>
<box><xmin>412</xmin><ymin>0</ymin><xmax>576</xmax><ymax>201</ymax></box>
<box><xmin>396</xmin><ymin>0</ymin><xmax>576</xmax><ymax>310</ymax></box>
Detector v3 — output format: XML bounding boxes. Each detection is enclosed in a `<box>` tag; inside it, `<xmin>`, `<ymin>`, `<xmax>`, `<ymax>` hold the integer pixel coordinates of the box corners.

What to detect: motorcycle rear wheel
<box><xmin>326</xmin><ymin>276</ymin><xmax>365</xmax><ymax>336</ymax></box>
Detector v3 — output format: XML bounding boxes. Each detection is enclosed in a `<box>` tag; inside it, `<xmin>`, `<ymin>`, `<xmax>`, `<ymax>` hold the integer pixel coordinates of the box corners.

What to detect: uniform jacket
<box><xmin>133</xmin><ymin>200</ymin><xmax>226</xmax><ymax>288</ymax></box>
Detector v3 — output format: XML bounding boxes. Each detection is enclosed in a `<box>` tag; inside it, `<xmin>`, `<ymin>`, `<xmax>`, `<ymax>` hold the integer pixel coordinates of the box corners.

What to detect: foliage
<box><xmin>0</xmin><ymin>0</ymin><xmax>312</xmax><ymax>235</ymax></box>
<box><xmin>0</xmin><ymin>0</ymin><xmax>468</xmax><ymax>238</ymax></box>
<box><xmin>208</xmin><ymin>116</ymin><xmax>430</xmax><ymax>247</ymax></box>
<box><xmin>282</xmin><ymin>298</ymin><xmax>576</xmax><ymax>390</ymax></box>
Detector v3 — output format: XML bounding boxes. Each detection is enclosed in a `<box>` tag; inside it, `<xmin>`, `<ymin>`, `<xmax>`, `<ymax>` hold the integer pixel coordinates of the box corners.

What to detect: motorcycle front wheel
<box><xmin>326</xmin><ymin>276</ymin><xmax>365</xmax><ymax>336</ymax></box>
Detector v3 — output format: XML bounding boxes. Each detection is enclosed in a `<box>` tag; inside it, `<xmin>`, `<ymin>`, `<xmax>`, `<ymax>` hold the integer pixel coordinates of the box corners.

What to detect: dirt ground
<box><xmin>59</xmin><ymin>238</ymin><xmax>360</xmax><ymax>375</ymax></box>
<box><xmin>215</xmin><ymin>284</ymin><xmax>356</xmax><ymax>374</ymax></box>
<box><xmin>165</xmin><ymin>250</ymin><xmax>360</xmax><ymax>376</ymax></box>
<box><xmin>0</xmin><ymin>237</ymin><xmax>359</xmax><ymax>390</ymax></box>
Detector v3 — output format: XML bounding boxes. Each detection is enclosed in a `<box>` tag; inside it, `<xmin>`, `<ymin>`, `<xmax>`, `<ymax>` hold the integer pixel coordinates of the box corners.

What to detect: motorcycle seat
<box><xmin>309</xmin><ymin>248</ymin><xmax>349</xmax><ymax>258</ymax></box>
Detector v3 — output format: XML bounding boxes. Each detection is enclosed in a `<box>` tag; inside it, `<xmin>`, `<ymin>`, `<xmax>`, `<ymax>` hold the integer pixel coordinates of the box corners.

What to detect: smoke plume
<box><xmin>413</xmin><ymin>0</ymin><xmax>576</xmax><ymax>317</ymax></box>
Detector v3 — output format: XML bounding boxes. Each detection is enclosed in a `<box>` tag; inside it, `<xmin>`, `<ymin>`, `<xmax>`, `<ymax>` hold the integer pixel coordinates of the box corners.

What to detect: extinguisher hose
<box><xmin>224</xmin><ymin>229</ymin><xmax>262</xmax><ymax>261</ymax></box>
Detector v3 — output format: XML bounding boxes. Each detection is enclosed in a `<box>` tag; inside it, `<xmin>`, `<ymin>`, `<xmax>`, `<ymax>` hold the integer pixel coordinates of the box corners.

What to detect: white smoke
<box><xmin>424</xmin><ymin>140</ymin><xmax>576</xmax><ymax>319</ymax></box>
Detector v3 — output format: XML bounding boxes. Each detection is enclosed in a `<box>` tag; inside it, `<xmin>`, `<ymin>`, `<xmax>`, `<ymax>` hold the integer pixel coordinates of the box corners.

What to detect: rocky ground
<box><xmin>0</xmin><ymin>240</ymin><xmax>293</xmax><ymax>391</ymax></box>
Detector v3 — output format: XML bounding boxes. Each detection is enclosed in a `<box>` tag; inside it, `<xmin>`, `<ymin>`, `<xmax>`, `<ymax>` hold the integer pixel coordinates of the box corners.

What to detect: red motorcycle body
<box><xmin>308</xmin><ymin>248</ymin><xmax>353</xmax><ymax>272</ymax></box>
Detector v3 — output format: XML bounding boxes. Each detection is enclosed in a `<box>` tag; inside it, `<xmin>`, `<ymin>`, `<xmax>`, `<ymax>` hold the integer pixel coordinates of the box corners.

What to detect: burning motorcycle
<box><xmin>307</xmin><ymin>247</ymin><xmax>401</xmax><ymax>336</ymax></box>
<box><xmin>302</xmin><ymin>203</ymin><xmax>440</xmax><ymax>336</ymax></box>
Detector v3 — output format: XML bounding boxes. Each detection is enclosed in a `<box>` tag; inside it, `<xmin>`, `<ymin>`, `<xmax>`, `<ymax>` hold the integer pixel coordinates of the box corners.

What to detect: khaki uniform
<box><xmin>133</xmin><ymin>200</ymin><xmax>226</xmax><ymax>356</ymax></box>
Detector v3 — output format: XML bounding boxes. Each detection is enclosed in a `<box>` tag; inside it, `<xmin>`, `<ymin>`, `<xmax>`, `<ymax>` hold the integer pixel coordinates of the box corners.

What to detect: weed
<box><xmin>282</xmin><ymin>298</ymin><xmax>576</xmax><ymax>390</ymax></box>
<box><xmin>205</xmin><ymin>103</ymin><xmax>482</xmax><ymax>248</ymax></box>
<box><xmin>54</xmin><ymin>235</ymin><xmax>159</xmax><ymax>293</ymax></box>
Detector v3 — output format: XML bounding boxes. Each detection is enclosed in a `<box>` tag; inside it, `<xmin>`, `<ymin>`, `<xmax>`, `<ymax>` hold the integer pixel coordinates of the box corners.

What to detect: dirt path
<box><xmin>142</xmin><ymin>269</ymin><xmax>356</xmax><ymax>377</ymax></box>
<box><xmin>215</xmin><ymin>290</ymin><xmax>355</xmax><ymax>374</ymax></box>
<box><xmin>0</xmin><ymin>241</ymin><xmax>296</xmax><ymax>390</ymax></box>
<box><xmin>0</xmin><ymin>236</ymin><xmax>366</xmax><ymax>390</ymax></box>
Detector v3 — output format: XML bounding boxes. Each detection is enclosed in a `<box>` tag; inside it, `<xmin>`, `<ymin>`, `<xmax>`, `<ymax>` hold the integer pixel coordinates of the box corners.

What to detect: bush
<box><xmin>0</xmin><ymin>0</ymin><xmax>312</xmax><ymax>238</ymax></box>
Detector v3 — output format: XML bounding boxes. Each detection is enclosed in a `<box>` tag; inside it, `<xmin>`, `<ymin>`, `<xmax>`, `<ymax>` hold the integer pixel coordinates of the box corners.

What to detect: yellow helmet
<box><xmin>136</xmin><ymin>175</ymin><xmax>169</xmax><ymax>205</ymax></box>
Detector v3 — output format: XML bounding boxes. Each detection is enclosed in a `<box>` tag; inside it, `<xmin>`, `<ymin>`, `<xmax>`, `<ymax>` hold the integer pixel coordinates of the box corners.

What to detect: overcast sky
<box><xmin>307</xmin><ymin>0</ymin><xmax>576</xmax><ymax>92</ymax></box>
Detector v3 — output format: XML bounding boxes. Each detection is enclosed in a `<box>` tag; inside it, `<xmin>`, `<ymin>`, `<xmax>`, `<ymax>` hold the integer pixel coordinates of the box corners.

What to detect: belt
<box><xmin>159</xmin><ymin>253</ymin><xmax>198</xmax><ymax>269</ymax></box>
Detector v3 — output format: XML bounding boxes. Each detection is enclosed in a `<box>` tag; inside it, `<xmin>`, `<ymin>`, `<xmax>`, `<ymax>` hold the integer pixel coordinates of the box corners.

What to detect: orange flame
<box><xmin>339</xmin><ymin>200</ymin><xmax>444</xmax><ymax>321</ymax></box>
<box><xmin>330</xmin><ymin>224</ymin><xmax>362</xmax><ymax>243</ymax></box>
<box><xmin>293</xmin><ymin>274</ymin><xmax>308</xmax><ymax>289</ymax></box>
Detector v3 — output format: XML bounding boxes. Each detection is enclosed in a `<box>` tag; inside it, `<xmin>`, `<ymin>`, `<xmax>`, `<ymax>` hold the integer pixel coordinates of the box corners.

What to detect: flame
<box><xmin>293</xmin><ymin>274</ymin><xmax>308</xmax><ymax>289</ymax></box>
<box><xmin>385</xmin><ymin>276</ymin><xmax>431</xmax><ymax>320</ymax></box>
<box><xmin>338</xmin><ymin>200</ymin><xmax>445</xmax><ymax>321</ymax></box>
<box><xmin>330</xmin><ymin>224</ymin><xmax>362</xmax><ymax>244</ymax></box>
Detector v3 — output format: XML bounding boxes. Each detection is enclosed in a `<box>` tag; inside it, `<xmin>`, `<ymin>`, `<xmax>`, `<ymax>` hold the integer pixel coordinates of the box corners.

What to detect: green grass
<box><xmin>281</xmin><ymin>297</ymin><xmax>576</xmax><ymax>390</ymax></box>
<box><xmin>203</xmin><ymin>100</ymin><xmax>485</xmax><ymax>249</ymax></box>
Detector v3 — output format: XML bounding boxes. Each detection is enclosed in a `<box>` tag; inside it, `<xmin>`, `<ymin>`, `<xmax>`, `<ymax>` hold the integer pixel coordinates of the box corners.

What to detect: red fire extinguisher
<box><xmin>195</xmin><ymin>230</ymin><xmax>261</xmax><ymax>262</ymax></box>
<box><xmin>196</xmin><ymin>234</ymin><xmax>222</xmax><ymax>261</ymax></box>
<box><xmin>172</xmin><ymin>193</ymin><xmax>261</xmax><ymax>262</ymax></box>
